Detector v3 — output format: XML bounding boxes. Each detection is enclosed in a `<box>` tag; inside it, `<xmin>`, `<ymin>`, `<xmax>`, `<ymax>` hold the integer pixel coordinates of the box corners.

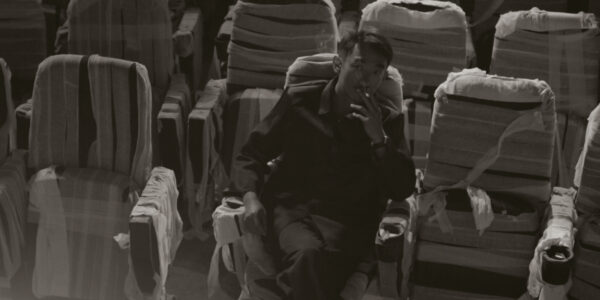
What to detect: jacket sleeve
<box><xmin>375</xmin><ymin>113</ymin><xmax>416</xmax><ymax>202</ymax></box>
<box><xmin>227</xmin><ymin>90</ymin><xmax>292</xmax><ymax>197</ymax></box>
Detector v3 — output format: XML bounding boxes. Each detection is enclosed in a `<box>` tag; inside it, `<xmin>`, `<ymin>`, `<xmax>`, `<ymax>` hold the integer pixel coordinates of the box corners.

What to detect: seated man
<box><xmin>227</xmin><ymin>30</ymin><xmax>416</xmax><ymax>300</ymax></box>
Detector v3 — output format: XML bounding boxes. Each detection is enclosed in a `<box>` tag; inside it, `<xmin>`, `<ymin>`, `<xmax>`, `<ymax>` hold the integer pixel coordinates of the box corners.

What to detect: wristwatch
<box><xmin>371</xmin><ymin>134</ymin><xmax>389</xmax><ymax>150</ymax></box>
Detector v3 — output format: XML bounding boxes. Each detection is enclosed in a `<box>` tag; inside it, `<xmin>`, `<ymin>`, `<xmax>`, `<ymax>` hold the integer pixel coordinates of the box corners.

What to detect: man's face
<box><xmin>334</xmin><ymin>43</ymin><xmax>388</xmax><ymax>105</ymax></box>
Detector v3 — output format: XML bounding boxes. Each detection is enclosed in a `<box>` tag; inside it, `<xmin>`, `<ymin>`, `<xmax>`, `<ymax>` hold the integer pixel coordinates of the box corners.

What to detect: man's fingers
<box><xmin>350</xmin><ymin>104</ymin><xmax>369</xmax><ymax>116</ymax></box>
<box><xmin>351</xmin><ymin>112</ymin><xmax>369</xmax><ymax>122</ymax></box>
<box><xmin>363</xmin><ymin>95</ymin><xmax>381</xmax><ymax>116</ymax></box>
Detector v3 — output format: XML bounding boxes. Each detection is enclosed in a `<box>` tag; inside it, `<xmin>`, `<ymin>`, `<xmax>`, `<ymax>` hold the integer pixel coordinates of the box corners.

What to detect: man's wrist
<box><xmin>370</xmin><ymin>133</ymin><xmax>389</xmax><ymax>149</ymax></box>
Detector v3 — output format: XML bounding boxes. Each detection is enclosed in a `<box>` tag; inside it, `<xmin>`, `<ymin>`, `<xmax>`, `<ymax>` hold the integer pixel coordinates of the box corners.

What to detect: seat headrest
<box><xmin>496</xmin><ymin>8</ymin><xmax>598</xmax><ymax>38</ymax></box>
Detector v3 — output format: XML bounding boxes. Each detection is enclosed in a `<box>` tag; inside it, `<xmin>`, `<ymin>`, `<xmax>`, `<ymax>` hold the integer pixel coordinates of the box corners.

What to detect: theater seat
<box><xmin>411</xmin><ymin>68</ymin><xmax>556</xmax><ymax>299</ymax></box>
<box><xmin>15</xmin><ymin>0</ymin><xmax>203</xmax><ymax>210</ymax></box>
<box><xmin>207</xmin><ymin>53</ymin><xmax>408</xmax><ymax>299</ymax></box>
<box><xmin>490</xmin><ymin>8</ymin><xmax>600</xmax><ymax>187</ymax></box>
<box><xmin>0</xmin><ymin>58</ymin><xmax>27</xmax><ymax>299</ymax></box>
<box><xmin>21</xmin><ymin>54</ymin><xmax>180</xmax><ymax>300</ymax></box>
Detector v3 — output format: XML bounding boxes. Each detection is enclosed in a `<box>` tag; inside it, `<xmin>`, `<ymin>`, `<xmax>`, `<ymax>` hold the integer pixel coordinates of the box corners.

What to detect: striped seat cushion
<box><xmin>412</xmin><ymin>190</ymin><xmax>538</xmax><ymax>299</ymax></box>
<box><xmin>29</xmin><ymin>54</ymin><xmax>153</xmax><ymax>187</ymax></box>
<box><xmin>0</xmin><ymin>0</ymin><xmax>45</xmax><ymax>81</ymax></box>
<box><xmin>424</xmin><ymin>68</ymin><xmax>556</xmax><ymax>204</ymax></box>
<box><xmin>28</xmin><ymin>167</ymin><xmax>139</xmax><ymax>300</ymax></box>
<box><xmin>574</xmin><ymin>104</ymin><xmax>600</xmax><ymax>215</ymax></box>
<box><xmin>226</xmin><ymin>0</ymin><xmax>337</xmax><ymax>91</ymax></box>
<box><xmin>67</xmin><ymin>0</ymin><xmax>174</xmax><ymax>92</ymax></box>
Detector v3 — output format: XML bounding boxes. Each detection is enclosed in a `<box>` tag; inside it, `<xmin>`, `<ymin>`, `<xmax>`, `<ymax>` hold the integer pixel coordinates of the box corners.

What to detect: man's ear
<box><xmin>333</xmin><ymin>55</ymin><xmax>342</xmax><ymax>74</ymax></box>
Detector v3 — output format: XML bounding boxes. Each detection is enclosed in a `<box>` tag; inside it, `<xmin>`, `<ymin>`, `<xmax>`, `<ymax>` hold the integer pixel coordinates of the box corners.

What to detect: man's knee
<box><xmin>278</xmin><ymin>219</ymin><xmax>324</xmax><ymax>258</ymax></box>
<box><xmin>290</xmin><ymin>246</ymin><xmax>321</xmax><ymax>263</ymax></box>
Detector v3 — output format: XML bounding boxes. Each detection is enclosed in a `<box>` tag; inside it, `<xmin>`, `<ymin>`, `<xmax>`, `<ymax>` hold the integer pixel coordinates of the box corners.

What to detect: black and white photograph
<box><xmin>1</xmin><ymin>0</ymin><xmax>599</xmax><ymax>299</ymax></box>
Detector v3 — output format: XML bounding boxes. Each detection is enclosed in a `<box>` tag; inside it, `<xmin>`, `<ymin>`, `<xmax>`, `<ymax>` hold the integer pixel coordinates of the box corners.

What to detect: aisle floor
<box><xmin>7</xmin><ymin>233</ymin><xmax>388</xmax><ymax>300</ymax></box>
<box><xmin>166</xmin><ymin>236</ymin><xmax>388</xmax><ymax>300</ymax></box>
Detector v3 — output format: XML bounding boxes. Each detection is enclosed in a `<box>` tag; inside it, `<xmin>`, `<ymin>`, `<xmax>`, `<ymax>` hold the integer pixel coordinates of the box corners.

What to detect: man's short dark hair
<box><xmin>338</xmin><ymin>30</ymin><xmax>393</xmax><ymax>66</ymax></box>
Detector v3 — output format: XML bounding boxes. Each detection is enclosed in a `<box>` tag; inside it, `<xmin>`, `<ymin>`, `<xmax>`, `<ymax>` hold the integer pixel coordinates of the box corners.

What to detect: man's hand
<box><xmin>241</xmin><ymin>192</ymin><xmax>276</xmax><ymax>275</ymax></box>
<box><xmin>242</xmin><ymin>191</ymin><xmax>266</xmax><ymax>236</ymax></box>
<box><xmin>348</xmin><ymin>89</ymin><xmax>385</xmax><ymax>144</ymax></box>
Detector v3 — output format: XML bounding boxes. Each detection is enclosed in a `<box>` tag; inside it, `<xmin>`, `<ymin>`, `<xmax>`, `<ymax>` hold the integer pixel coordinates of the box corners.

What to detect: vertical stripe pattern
<box><xmin>67</xmin><ymin>0</ymin><xmax>173</xmax><ymax>92</ymax></box>
<box><xmin>227</xmin><ymin>0</ymin><xmax>338</xmax><ymax>91</ymax></box>
<box><xmin>29</xmin><ymin>54</ymin><xmax>152</xmax><ymax>187</ymax></box>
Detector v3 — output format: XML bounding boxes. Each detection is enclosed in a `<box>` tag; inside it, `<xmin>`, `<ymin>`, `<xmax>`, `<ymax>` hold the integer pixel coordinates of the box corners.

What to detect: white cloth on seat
<box><xmin>360</xmin><ymin>0</ymin><xmax>467</xmax><ymax>30</ymax></box>
<box><xmin>425</xmin><ymin>68</ymin><xmax>556</xmax><ymax>206</ymax></box>
<box><xmin>30</xmin><ymin>167</ymin><xmax>139</xmax><ymax>300</ymax></box>
<box><xmin>208</xmin><ymin>197</ymin><xmax>247</xmax><ymax>300</ymax></box>
<box><xmin>124</xmin><ymin>167</ymin><xmax>182</xmax><ymax>300</ymax></box>
<box><xmin>466</xmin><ymin>186</ymin><xmax>494</xmax><ymax>235</ymax></box>
<box><xmin>495</xmin><ymin>8</ymin><xmax>597</xmax><ymax>39</ymax></box>
<box><xmin>527</xmin><ymin>187</ymin><xmax>577</xmax><ymax>299</ymax></box>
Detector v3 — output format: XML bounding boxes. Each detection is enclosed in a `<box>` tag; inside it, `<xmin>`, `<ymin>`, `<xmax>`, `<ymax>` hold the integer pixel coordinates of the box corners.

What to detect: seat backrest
<box><xmin>227</xmin><ymin>0</ymin><xmax>338</xmax><ymax>91</ymax></box>
<box><xmin>425</xmin><ymin>68</ymin><xmax>556</xmax><ymax>204</ymax></box>
<box><xmin>359</xmin><ymin>0</ymin><xmax>471</xmax><ymax>95</ymax></box>
<box><xmin>67</xmin><ymin>0</ymin><xmax>173</xmax><ymax>92</ymax></box>
<box><xmin>0</xmin><ymin>59</ymin><xmax>15</xmax><ymax>163</ymax></box>
<box><xmin>0</xmin><ymin>0</ymin><xmax>46</xmax><ymax>81</ymax></box>
<box><xmin>491</xmin><ymin>8</ymin><xmax>600</xmax><ymax>118</ymax></box>
<box><xmin>29</xmin><ymin>54</ymin><xmax>153</xmax><ymax>186</ymax></box>
<box><xmin>574</xmin><ymin>104</ymin><xmax>600</xmax><ymax>215</ymax></box>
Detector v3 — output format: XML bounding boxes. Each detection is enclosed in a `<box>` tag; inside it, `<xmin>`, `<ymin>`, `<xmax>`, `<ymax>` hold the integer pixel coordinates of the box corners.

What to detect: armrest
<box><xmin>129</xmin><ymin>167</ymin><xmax>182</xmax><ymax>296</ymax></box>
<box><xmin>527</xmin><ymin>187</ymin><xmax>577</xmax><ymax>299</ymax></box>
<box><xmin>376</xmin><ymin>195</ymin><xmax>417</xmax><ymax>299</ymax></box>
<box><xmin>215</xmin><ymin>6</ymin><xmax>235</xmax><ymax>63</ymax></box>
<box><xmin>157</xmin><ymin>74</ymin><xmax>191</xmax><ymax>185</ymax></box>
<box><xmin>173</xmin><ymin>8</ymin><xmax>204</xmax><ymax>92</ymax></box>
<box><xmin>15</xmin><ymin>99</ymin><xmax>32</xmax><ymax>150</ymax></box>
<box><xmin>173</xmin><ymin>8</ymin><xmax>202</xmax><ymax>58</ymax></box>
<box><xmin>184</xmin><ymin>79</ymin><xmax>227</xmax><ymax>238</ymax></box>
